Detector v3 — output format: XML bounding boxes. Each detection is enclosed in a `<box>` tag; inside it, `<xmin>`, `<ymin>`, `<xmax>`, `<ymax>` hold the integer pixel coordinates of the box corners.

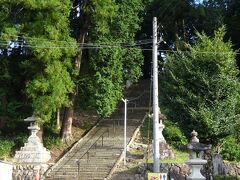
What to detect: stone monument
<box><xmin>148</xmin><ymin>109</ymin><xmax>174</xmax><ymax>160</ymax></box>
<box><xmin>13</xmin><ymin>115</ymin><xmax>51</xmax><ymax>180</ymax></box>
<box><xmin>184</xmin><ymin>130</ymin><xmax>212</xmax><ymax>180</ymax></box>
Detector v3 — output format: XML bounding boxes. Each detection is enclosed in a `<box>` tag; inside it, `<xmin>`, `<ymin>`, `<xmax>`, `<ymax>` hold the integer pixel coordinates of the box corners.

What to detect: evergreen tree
<box><xmin>161</xmin><ymin>28</ymin><xmax>240</xmax><ymax>142</ymax></box>
<box><xmin>82</xmin><ymin>0</ymin><xmax>144</xmax><ymax>117</ymax></box>
<box><xmin>61</xmin><ymin>0</ymin><xmax>144</xmax><ymax>139</ymax></box>
<box><xmin>0</xmin><ymin>1</ymin><xmax>77</xmax><ymax>127</ymax></box>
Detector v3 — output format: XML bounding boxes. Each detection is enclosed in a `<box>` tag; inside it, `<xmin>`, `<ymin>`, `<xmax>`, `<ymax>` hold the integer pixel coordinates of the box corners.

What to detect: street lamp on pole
<box><xmin>122</xmin><ymin>98</ymin><xmax>128</xmax><ymax>165</ymax></box>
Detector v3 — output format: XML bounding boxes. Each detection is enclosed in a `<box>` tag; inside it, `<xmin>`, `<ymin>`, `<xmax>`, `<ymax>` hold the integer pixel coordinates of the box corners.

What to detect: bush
<box><xmin>43</xmin><ymin>123</ymin><xmax>62</xmax><ymax>149</ymax></box>
<box><xmin>0</xmin><ymin>138</ymin><xmax>14</xmax><ymax>160</ymax></box>
<box><xmin>43</xmin><ymin>136</ymin><xmax>62</xmax><ymax>149</ymax></box>
<box><xmin>13</xmin><ymin>134</ymin><xmax>27</xmax><ymax>149</ymax></box>
<box><xmin>0</xmin><ymin>134</ymin><xmax>27</xmax><ymax>160</ymax></box>
<box><xmin>214</xmin><ymin>175</ymin><xmax>240</xmax><ymax>180</ymax></box>
<box><xmin>163</xmin><ymin>121</ymin><xmax>188</xmax><ymax>149</ymax></box>
<box><xmin>218</xmin><ymin>135</ymin><xmax>240</xmax><ymax>161</ymax></box>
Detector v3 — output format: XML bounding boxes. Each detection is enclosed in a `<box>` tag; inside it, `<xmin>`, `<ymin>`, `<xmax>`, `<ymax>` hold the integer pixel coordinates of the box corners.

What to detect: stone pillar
<box><xmin>13</xmin><ymin>115</ymin><xmax>51</xmax><ymax>180</ymax></box>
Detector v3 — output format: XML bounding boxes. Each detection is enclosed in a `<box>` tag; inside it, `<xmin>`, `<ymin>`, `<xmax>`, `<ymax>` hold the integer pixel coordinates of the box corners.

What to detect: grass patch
<box><xmin>146</xmin><ymin>148</ymin><xmax>189</xmax><ymax>164</ymax></box>
<box><xmin>161</xmin><ymin>148</ymin><xmax>189</xmax><ymax>164</ymax></box>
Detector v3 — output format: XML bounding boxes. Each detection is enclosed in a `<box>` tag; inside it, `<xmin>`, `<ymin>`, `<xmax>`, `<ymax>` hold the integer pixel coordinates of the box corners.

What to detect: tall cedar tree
<box><xmin>62</xmin><ymin>0</ymin><xmax>144</xmax><ymax>139</ymax></box>
<box><xmin>0</xmin><ymin>1</ymin><xmax>77</xmax><ymax>130</ymax></box>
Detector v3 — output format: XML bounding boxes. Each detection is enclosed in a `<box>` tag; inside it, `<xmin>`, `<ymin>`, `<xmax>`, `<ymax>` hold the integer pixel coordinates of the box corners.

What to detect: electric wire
<box><xmin>0</xmin><ymin>35</ymin><xmax>239</xmax><ymax>54</ymax></box>
<box><xmin>1</xmin><ymin>41</ymin><xmax>239</xmax><ymax>54</ymax></box>
<box><xmin>0</xmin><ymin>35</ymin><xmax>153</xmax><ymax>46</ymax></box>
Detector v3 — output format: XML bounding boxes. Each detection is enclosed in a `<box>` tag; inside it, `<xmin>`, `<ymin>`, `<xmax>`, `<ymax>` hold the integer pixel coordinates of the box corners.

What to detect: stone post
<box><xmin>13</xmin><ymin>115</ymin><xmax>51</xmax><ymax>180</ymax></box>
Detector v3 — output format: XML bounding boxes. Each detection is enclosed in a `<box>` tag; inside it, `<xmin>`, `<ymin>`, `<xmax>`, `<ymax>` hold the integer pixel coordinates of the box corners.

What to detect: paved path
<box><xmin>44</xmin><ymin>80</ymin><xmax>150</xmax><ymax>180</ymax></box>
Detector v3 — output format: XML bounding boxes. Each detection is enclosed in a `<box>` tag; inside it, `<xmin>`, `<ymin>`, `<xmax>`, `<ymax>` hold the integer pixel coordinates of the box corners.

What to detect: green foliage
<box><xmin>163</xmin><ymin>121</ymin><xmax>188</xmax><ymax>149</ymax></box>
<box><xmin>26</xmin><ymin>61</ymin><xmax>74</xmax><ymax>121</ymax></box>
<box><xmin>43</xmin><ymin>123</ymin><xmax>62</xmax><ymax>149</ymax></box>
<box><xmin>0</xmin><ymin>0</ymin><xmax>78</xmax><ymax>123</ymax></box>
<box><xmin>13</xmin><ymin>134</ymin><xmax>28</xmax><ymax>150</ymax></box>
<box><xmin>78</xmin><ymin>0</ymin><xmax>144</xmax><ymax>117</ymax></box>
<box><xmin>0</xmin><ymin>134</ymin><xmax>27</xmax><ymax>160</ymax></box>
<box><xmin>89</xmin><ymin>46</ymin><xmax>123</xmax><ymax>117</ymax></box>
<box><xmin>0</xmin><ymin>138</ymin><xmax>14</xmax><ymax>160</ymax></box>
<box><xmin>217</xmin><ymin>136</ymin><xmax>240</xmax><ymax>162</ymax></box>
<box><xmin>161</xmin><ymin>28</ymin><xmax>240</xmax><ymax>142</ymax></box>
<box><xmin>43</xmin><ymin>135</ymin><xmax>62</xmax><ymax>149</ymax></box>
<box><xmin>213</xmin><ymin>175</ymin><xmax>240</xmax><ymax>180</ymax></box>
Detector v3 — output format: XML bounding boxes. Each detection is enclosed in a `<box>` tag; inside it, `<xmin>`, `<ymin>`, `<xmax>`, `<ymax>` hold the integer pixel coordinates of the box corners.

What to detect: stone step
<box><xmin>54</xmin><ymin>160</ymin><xmax>116</xmax><ymax>167</ymax></box>
<box><xmin>45</xmin><ymin>80</ymin><xmax>150</xmax><ymax>179</ymax></box>
<box><xmin>46</xmin><ymin>174</ymin><xmax>107</xmax><ymax>180</ymax></box>
<box><xmin>51</xmin><ymin>170</ymin><xmax>111</xmax><ymax>176</ymax></box>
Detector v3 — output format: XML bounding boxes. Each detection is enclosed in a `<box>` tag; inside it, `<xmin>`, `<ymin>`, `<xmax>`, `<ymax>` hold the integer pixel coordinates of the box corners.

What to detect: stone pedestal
<box><xmin>185</xmin><ymin>158</ymin><xmax>207</xmax><ymax>180</ymax></box>
<box><xmin>13</xmin><ymin>115</ymin><xmax>51</xmax><ymax>180</ymax></box>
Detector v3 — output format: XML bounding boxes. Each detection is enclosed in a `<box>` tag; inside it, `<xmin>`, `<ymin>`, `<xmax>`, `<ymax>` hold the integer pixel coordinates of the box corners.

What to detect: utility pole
<box><xmin>122</xmin><ymin>98</ymin><xmax>127</xmax><ymax>165</ymax></box>
<box><xmin>152</xmin><ymin>17</ymin><xmax>160</xmax><ymax>173</ymax></box>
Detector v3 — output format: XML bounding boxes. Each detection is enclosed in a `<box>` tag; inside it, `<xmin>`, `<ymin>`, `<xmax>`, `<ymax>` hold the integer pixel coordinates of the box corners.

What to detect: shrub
<box><xmin>163</xmin><ymin>121</ymin><xmax>188</xmax><ymax>149</ymax></box>
<box><xmin>217</xmin><ymin>135</ymin><xmax>240</xmax><ymax>161</ymax></box>
<box><xmin>43</xmin><ymin>136</ymin><xmax>62</xmax><ymax>149</ymax></box>
<box><xmin>214</xmin><ymin>175</ymin><xmax>240</xmax><ymax>180</ymax></box>
<box><xmin>0</xmin><ymin>138</ymin><xmax>14</xmax><ymax>159</ymax></box>
<box><xmin>43</xmin><ymin>123</ymin><xmax>62</xmax><ymax>149</ymax></box>
<box><xmin>13</xmin><ymin>134</ymin><xmax>27</xmax><ymax>149</ymax></box>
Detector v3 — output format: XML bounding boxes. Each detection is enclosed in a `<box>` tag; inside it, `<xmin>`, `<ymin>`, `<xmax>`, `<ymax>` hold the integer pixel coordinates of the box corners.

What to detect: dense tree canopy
<box><xmin>78</xmin><ymin>0</ymin><xmax>144</xmax><ymax>117</ymax></box>
<box><xmin>160</xmin><ymin>28</ymin><xmax>240</xmax><ymax>142</ymax></box>
<box><xmin>0</xmin><ymin>0</ymin><xmax>240</xmax><ymax>161</ymax></box>
<box><xmin>0</xmin><ymin>0</ymin><xmax>145</xmax><ymax>139</ymax></box>
<box><xmin>0</xmin><ymin>0</ymin><xmax>77</xmax><ymax>125</ymax></box>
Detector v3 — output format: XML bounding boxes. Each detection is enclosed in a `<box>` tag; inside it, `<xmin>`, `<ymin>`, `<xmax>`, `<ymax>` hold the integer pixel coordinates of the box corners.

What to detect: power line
<box><xmin>0</xmin><ymin>35</ymin><xmax>153</xmax><ymax>46</ymax></box>
<box><xmin>1</xmin><ymin>41</ymin><xmax>239</xmax><ymax>54</ymax></box>
<box><xmin>0</xmin><ymin>37</ymin><xmax>239</xmax><ymax>55</ymax></box>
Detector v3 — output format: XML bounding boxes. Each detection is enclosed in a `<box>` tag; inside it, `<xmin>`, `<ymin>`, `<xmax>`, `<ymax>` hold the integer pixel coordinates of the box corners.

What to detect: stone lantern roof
<box><xmin>184</xmin><ymin>130</ymin><xmax>212</xmax><ymax>152</ymax></box>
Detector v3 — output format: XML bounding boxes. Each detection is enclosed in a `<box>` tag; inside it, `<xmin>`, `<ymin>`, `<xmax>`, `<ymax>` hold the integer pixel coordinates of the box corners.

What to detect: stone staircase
<box><xmin>44</xmin><ymin>79</ymin><xmax>151</xmax><ymax>180</ymax></box>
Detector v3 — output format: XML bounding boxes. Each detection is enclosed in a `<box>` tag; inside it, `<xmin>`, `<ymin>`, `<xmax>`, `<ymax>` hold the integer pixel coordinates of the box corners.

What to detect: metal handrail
<box><xmin>77</xmin><ymin>128</ymin><xmax>109</xmax><ymax>162</ymax></box>
<box><xmin>76</xmin><ymin>128</ymin><xmax>109</xmax><ymax>178</ymax></box>
<box><xmin>49</xmin><ymin>127</ymin><xmax>109</xmax><ymax>178</ymax></box>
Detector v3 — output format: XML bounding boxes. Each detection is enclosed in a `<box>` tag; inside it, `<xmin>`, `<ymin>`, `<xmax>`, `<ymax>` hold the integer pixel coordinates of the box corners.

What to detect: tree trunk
<box><xmin>174</xmin><ymin>21</ymin><xmax>179</xmax><ymax>50</ymax></box>
<box><xmin>60</xmin><ymin>32</ymin><xmax>85</xmax><ymax>140</ymax></box>
<box><xmin>182</xmin><ymin>19</ymin><xmax>186</xmax><ymax>42</ymax></box>
<box><xmin>60</xmin><ymin>0</ymin><xmax>90</xmax><ymax>140</ymax></box>
<box><xmin>56</xmin><ymin>109</ymin><xmax>60</xmax><ymax>130</ymax></box>
<box><xmin>60</xmin><ymin>102</ymin><xmax>74</xmax><ymax>140</ymax></box>
<box><xmin>0</xmin><ymin>94</ymin><xmax>7</xmax><ymax>128</ymax></box>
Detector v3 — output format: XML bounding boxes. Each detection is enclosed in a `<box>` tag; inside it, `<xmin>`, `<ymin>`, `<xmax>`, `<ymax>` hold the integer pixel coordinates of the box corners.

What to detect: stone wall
<box><xmin>136</xmin><ymin>162</ymin><xmax>240</xmax><ymax>180</ymax></box>
<box><xmin>224</xmin><ymin>163</ymin><xmax>240</xmax><ymax>177</ymax></box>
<box><xmin>12</xmin><ymin>164</ymin><xmax>47</xmax><ymax>180</ymax></box>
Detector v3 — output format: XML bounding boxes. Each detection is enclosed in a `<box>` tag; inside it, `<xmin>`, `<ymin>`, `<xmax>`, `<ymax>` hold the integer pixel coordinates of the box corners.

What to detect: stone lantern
<box><xmin>13</xmin><ymin>115</ymin><xmax>51</xmax><ymax>179</ymax></box>
<box><xmin>185</xmin><ymin>130</ymin><xmax>211</xmax><ymax>180</ymax></box>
